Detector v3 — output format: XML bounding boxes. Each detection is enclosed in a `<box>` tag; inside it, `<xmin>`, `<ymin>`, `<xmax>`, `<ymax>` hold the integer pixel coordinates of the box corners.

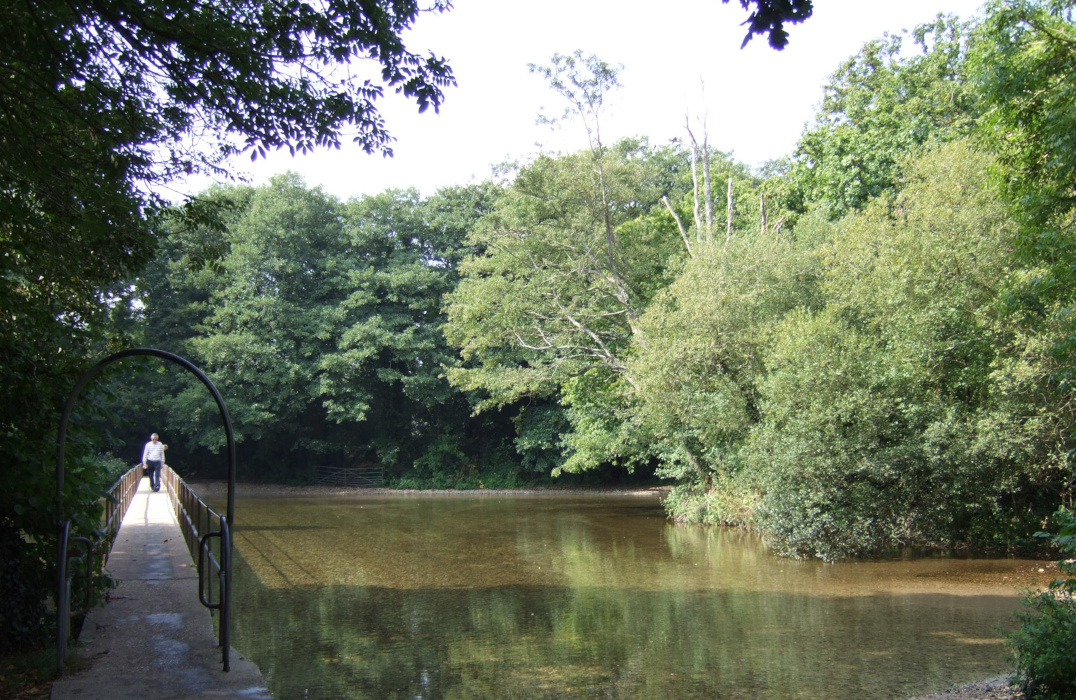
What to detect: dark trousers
<box><xmin>146</xmin><ymin>459</ymin><xmax>162</xmax><ymax>491</ymax></box>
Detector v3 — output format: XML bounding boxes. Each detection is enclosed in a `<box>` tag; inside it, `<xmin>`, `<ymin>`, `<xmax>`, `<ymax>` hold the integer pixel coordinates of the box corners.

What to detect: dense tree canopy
<box><xmin>7</xmin><ymin>0</ymin><xmax>1076</xmax><ymax>671</ymax></box>
<box><xmin>1</xmin><ymin>0</ymin><xmax>455</xmax><ymax>306</ymax></box>
<box><xmin>124</xmin><ymin>176</ymin><xmax>502</xmax><ymax>481</ymax></box>
<box><xmin>783</xmin><ymin>15</ymin><xmax>978</xmax><ymax>218</ymax></box>
<box><xmin>100</xmin><ymin>4</ymin><xmax>1076</xmax><ymax>565</ymax></box>
<box><xmin>725</xmin><ymin>0</ymin><xmax>814</xmax><ymax>48</ymax></box>
<box><xmin>1</xmin><ymin>0</ymin><xmax>454</xmax><ymax>653</ymax></box>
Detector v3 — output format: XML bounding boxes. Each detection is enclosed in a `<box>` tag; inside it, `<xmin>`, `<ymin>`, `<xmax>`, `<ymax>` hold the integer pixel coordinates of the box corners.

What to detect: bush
<box><xmin>1008</xmin><ymin>507</ymin><xmax>1076</xmax><ymax>699</ymax></box>
<box><xmin>93</xmin><ymin>453</ymin><xmax>135</xmax><ymax>487</ymax></box>
<box><xmin>663</xmin><ymin>477</ymin><xmax>755</xmax><ymax>528</ymax></box>
<box><xmin>0</xmin><ymin>521</ymin><xmax>51</xmax><ymax>654</ymax></box>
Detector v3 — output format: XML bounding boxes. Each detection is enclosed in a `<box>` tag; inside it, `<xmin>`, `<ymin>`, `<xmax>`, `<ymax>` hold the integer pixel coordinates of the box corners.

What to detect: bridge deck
<box><xmin>51</xmin><ymin>478</ymin><xmax>270</xmax><ymax>700</ymax></box>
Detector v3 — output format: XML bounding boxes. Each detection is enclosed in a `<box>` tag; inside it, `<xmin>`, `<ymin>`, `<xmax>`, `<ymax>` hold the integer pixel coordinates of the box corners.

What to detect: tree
<box><xmin>1</xmin><ymin>0</ymin><xmax>456</xmax><ymax>323</ymax></box>
<box><xmin>973</xmin><ymin>0</ymin><xmax>1076</xmax><ymax>234</ymax></box>
<box><xmin>630</xmin><ymin>139</ymin><xmax>1072</xmax><ymax>558</ymax></box>
<box><xmin>443</xmin><ymin>138</ymin><xmax>696</xmax><ymax>472</ymax></box>
<box><xmin>972</xmin><ymin>8</ymin><xmax>1076</xmax><ymax>686</ymax></box>
<box><xmin>723</xmin><ymin>0</ymin><xmax>814</xmax><ymax>49</ymax></box>
<box><xmin>1008</xmin><ymin>507</ymin><xmax>1076</xmax><ymax>699</ymax></box>
<box><xmin>628</xmin><ymin>210</ymin><xmax>824</xmax><ymax>525</ymax></box>
<box><xmin>125</xmin><ymin>176</ymin><xmax>499</xmax><ymax>481</ymax></box>
<box><xmin>529</xmin><ymin>51</ymin><xmax>632</xmax><ymax>325</ymax></box>
<box><xmin>972</xmin><ymin>0</ymin><xmax>1076</xmax><ymax>400</ymax></box>
<box><xmin>446</xmin><ymin>53</ymin><xmax>675</xmax><ymax>475</ymax></box>
<box><xmin>1</xmin><ymin>0</ymin><xmax>455</xmax><ymax>650</ymax></box>
<box><xmin>785</xmin><ymin>15</ymin><xmax>978</xmax><ymax>219</ymax></box>
<box><xmin>751</xmin><ymin>142</ymin><xmax>1067</xmax><ymax>558</ymax></box>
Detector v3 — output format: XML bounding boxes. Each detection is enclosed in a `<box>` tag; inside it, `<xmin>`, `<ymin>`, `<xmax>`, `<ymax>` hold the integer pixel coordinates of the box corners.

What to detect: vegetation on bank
<box><xmin>1007</xmin><ymin>508</ymin><xmax>1076</xmax><ymax>699</ymax></box>
<box><xmin>0</xmin><ymin>647</ymin><xmax>62</xmax><ymax>700</ymax></box>
<box><xmin>2</xmin><ymin>1</ymin><xmax>1076</xmax><ymax>695</ymax></box>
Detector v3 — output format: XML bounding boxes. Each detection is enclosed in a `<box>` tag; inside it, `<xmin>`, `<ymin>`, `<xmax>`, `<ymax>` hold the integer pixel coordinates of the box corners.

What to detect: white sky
<box><xmin>181</xmin><ymin>0</ymin><xmax>987</xmax><ymax>202</ymax></box>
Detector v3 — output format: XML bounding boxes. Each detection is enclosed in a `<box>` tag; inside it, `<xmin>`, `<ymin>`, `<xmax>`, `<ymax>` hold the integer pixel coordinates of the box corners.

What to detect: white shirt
<box><xmin>143</xmin><ymin>440</ymin><xmax>165</xmax><ymax>463</ymax></box>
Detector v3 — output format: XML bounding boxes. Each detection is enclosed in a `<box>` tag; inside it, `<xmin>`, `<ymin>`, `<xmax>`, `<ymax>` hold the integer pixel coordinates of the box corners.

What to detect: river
<box><xmin>219</xmin><ymin>492</ymin><xmax>1052</xmax><ymax>699</ymax></box>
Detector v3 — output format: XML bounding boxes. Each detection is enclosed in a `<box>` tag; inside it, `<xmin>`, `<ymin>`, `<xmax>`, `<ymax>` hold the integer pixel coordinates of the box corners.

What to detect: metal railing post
<box><xmin>163</xmin><ymin>465</ymin><xmax>233</xmax><ymax>670</ymax></box>
<box><xmin>56</xmin><ymin>348</ymin><xmax>237</xmax><ymax>675</ymax></box>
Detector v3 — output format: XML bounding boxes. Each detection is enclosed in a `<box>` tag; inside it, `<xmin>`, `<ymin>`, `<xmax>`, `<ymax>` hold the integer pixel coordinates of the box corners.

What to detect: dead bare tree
<box><xmin>760</xmin><ymin>191</ymin><xmax>767</xmax><ymax>235</ymax></box>
<box><xmin>662</xmin><ymin>195</ymin><xmax>694</xmax><ymax>257</ymax></box>
<box><xmin>726</xmin><ymin>177</ymin><xmax>734</xmax><ymax>245</ymax></box>
<box><xmin>684</xmin><ymin>112</ymin><xmax>714</xmax><ymax>243</ymax></box>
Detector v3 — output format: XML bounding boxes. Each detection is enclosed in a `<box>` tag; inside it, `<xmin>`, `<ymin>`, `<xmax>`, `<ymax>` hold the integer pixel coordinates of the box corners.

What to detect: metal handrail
<box><xmin>164</xmin><ymin>465</ymin><xmax>232</xmax><ymax>671</ymax></box>
<box><xmin>65</xmin><ymin>536</ymin><xmax>95</xmax><ymax>618</ymax></box>
<box><xmin>55</xmin><ymin>465</ymin><xmax>141</xmax><ymax>668</ymax></box>
<box><xmin>56</xmin><ymin>520</ymin><xmax>72</xmax><ymax>653</ymax></box>
<box><xmin>55</xmin><ymin>527</ymin><xmax>94</xmax><ymax>663</ymax></box>
<box><xmin>56</xmin><ymin>348</ymin><xmax>237</xmax><ymax>676</ymax></box>
<box><xmin>198</xmin><ymin>529</ymin><xmax>227</xmax><ymax>610</ymax></box>
<box><xmin>102</xmin><ymin>465</ymin><xmax>141</xmax><ymax>553</ymax></box>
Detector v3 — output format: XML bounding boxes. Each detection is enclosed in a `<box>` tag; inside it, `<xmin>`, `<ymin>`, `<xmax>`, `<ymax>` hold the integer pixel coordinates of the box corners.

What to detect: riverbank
<box><xmin>186</xmin><ymin>481</ymin><xmax>673</xmax><ymax>499</ymax></box>
<box><xmin>908</xmin><ymin>677</ymin><xmax>1023</xmax><ymax>700</ymax></box>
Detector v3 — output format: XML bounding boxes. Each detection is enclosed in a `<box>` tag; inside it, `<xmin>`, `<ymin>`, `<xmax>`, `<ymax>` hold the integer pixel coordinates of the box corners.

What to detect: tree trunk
<box><xmin>725</xmin><ymin>177</ymin><xmax>734</xmax><ymax>245</ymax></box>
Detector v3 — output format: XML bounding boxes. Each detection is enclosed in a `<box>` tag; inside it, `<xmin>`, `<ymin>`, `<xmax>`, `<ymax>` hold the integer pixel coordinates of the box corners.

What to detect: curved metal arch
<box><xmin>56</xmin><ymin>347</ymin><xmax>235</xmax><ymax>672</ymax></box>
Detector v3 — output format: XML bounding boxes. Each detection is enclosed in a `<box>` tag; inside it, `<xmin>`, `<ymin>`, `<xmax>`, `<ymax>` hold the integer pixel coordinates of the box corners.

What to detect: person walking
<box><xmin>141</xmin><ymin>433</ymin><xmax>167</xmax><ymax>492</ymax></box>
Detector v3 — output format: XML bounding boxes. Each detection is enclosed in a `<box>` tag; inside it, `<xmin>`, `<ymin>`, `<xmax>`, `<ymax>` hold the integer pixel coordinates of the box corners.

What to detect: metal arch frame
<box><xmin>55</xmin><ymin>348</ymin><xmax>236</xmax><ymax>672</ymax></box>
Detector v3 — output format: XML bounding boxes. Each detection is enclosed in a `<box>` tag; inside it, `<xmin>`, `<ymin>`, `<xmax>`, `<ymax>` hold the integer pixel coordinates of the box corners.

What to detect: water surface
<box><xmin>224</xmin><ymin>494</ymin><xmax>1051</xmax><ymax>699</ymax></box>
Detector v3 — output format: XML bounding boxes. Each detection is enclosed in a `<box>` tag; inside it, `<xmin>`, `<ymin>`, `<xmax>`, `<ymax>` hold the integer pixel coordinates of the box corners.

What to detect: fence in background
<box><xmin>316</xmin><ymin>464</ymin><xmax>384</xmax><ymax>487</ymax></box>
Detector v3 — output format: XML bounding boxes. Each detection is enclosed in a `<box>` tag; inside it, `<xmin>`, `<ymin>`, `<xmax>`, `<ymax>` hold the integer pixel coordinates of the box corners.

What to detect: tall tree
<box><xmin>972</xmin><ymin>0</ymin><xmax>1076</xmax><ymax>402</ymax></box>
<box><xmin>1</xmin><ymin>0</ymin><xmax>454</xmax><ymax>650</ymax></box>
<box><xmin>443</xmin><ymin>137</ymin><xmax>697</xmax><ymax>473</ymax></box>
<box><xmin>641</xmin><ymin>141</ymin><xmax>1069</xmax><ymax>558</ymax></box>
<box><xmin>785</xmin><ymin>15</ymin><xmax>978</xmax><ymax>219</ymax></box>
<box><xmin>723</xmin><ymin>0</ymin><xmax>814</xmax><ymax>48</ymax></box>
<box><xmin>628</xmin><ymin>209</ymin><xmax>824</xmax><ymax>523</ymax></box>
<box><xmin>974</xmin><ymin>0</ymin><xmax>1076</xmax><ymax>234</ymax></box>
<box><xmin>127</xmin><ymin>177</ymin><xmax>499</xmax><ymax>481</ymax></box>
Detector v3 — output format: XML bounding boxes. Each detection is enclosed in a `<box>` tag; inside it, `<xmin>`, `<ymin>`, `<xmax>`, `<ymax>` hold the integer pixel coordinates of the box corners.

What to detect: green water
<box><xmin>225</xmin><ymin>494</ymin><xmax>1045</xmax><ymax>699</ymax></box>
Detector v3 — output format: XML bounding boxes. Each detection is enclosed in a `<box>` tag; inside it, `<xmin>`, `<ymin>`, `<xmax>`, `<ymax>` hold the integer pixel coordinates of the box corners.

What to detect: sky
<box><xmin>180</xmin><ymin>0</ymin><xmax>987</xmax><ymax>202</ymax></box>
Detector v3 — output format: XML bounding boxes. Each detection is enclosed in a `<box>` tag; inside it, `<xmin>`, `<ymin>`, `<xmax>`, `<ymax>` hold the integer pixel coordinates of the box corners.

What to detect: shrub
<box><xmin>0</xmin><ymin>521</ymin><xmax>51</xmax><ymax>654</ymax></box>
<box><xmin>1008</xmin><ymin>507</ymin><xmax>1076</xmax><ymax>699</ymax></box>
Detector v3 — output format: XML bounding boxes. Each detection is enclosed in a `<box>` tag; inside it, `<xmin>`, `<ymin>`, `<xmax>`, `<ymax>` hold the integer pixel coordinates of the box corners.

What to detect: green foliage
<box><xmin>973</xmin><ymin>0</ymin><xmax>1076</xmax><ymax>234</ymax></box>
<box><xmin>0</xmin><ymin>520</ymin><xmax>51</xmax><ymax>654</ymax></box>
<box><xmin>513</xmin><ymin>403</ymin><xmax>571</xmax><ymax>473</ymax></box>
<box><xmin>722</xmin><ymin>0</ymin><xmax>814</xmax><ymax>49</ymax></box>
<box><xmin>443</xmin><ymin>138</ymin><xmax>699</xmax><ymax>474</ymax></box>
<box><xmin>0</xmin><ymin>439</ymin><xmax>121</xmax><ymax>653</ymax></box>
<box><xmin>123</xmin><ymin>176</ymin><xmax>513</xmax><ymax>482</ymax></box>
<box><xmin>1</xmin><ymin>0</ymin><xmax>454</xmax><ymax>197</ymax></box>
<box><xmin>530</xmin><ymin>51</ymin><xmax>622</xmax><ymax>140</ymax></box>
<box><xmin>1008</xmin><ymin>507</ymin><xmax>1076</xmax><ymax>699</ymax></box>
<box><xmin>786</xmin><ymin>15</ymin><xmax>978</xmax><ymax>219</ymax></box>
<box><xmin>626</xmin><ymin>139</ymin><xmax>1071</xmax><ymax>558</ymax></box>
<box><xmin>662</xmin><ymin>476</ymin><xmax>757</xmax><ymax>526</ymax></box>
<box><xmin>629</xmin><ymin>213</ymin><xmax>824</xmax><ymax>503</ymax></box>
<box><xmin>0</xmin><ymin>644</ymin><xmax>66</xmax><ymax>697</ymax></box>
<box><xmin>753</xmin><ymin>142</ymin><xmax>1067</xmax><ymax>558</ymax></box>
<box><xmin>438</xmin><ymin>14</ymin><xmax>1074</xmax><ymax>561</ymax></box>
<box><xmin>974</xmin><ymin>6</ymin><xmax>1076</xmax><ymax>687</ymax></box>
<box><xmin>1</xmin><ymin>0</ymin><xmax>456</xmax><ymax>650</ymax></box>
<box><xmin>389</xmin><ymin>459</ymin><xmax>527</xmax><ymax>490</ymax></box>
<box><xmin>973</xmin><ymin>0</ymin><xmax>1076</xmax><ymax>409</ymax></box>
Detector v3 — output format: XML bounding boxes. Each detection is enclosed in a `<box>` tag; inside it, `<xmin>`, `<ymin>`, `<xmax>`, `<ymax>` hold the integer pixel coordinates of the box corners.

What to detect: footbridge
<box><xmin>50</xmin><ymin>470</ymin><xmax>270</xmax><ymax>700</ymax></box>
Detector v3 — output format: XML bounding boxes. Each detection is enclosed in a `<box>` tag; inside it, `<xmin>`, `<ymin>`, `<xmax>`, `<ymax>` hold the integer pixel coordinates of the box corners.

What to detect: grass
<box><xmin>0</xmin><ymin>644</ymin><xmax>85</xmax><ymax>700</ymax></box>
<box><xmin>0</xmin><ymin>648</ymin><xmax>57</xmax><ymax>700</ymax></box>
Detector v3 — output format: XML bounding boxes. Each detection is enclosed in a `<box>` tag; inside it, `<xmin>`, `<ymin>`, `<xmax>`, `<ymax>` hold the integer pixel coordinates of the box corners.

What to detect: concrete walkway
<box><xmin>52</xmin><ymin>478</ymin><xmax>271</xmax><ymax>700</ymax></box>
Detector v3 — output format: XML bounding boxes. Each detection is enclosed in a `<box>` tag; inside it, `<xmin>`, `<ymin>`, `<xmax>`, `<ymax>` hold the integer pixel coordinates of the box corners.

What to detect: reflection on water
<box><xmin>224</xmin><ymin>495</ymin><xmax>1050</xmax><ymax>699</ymax></box>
